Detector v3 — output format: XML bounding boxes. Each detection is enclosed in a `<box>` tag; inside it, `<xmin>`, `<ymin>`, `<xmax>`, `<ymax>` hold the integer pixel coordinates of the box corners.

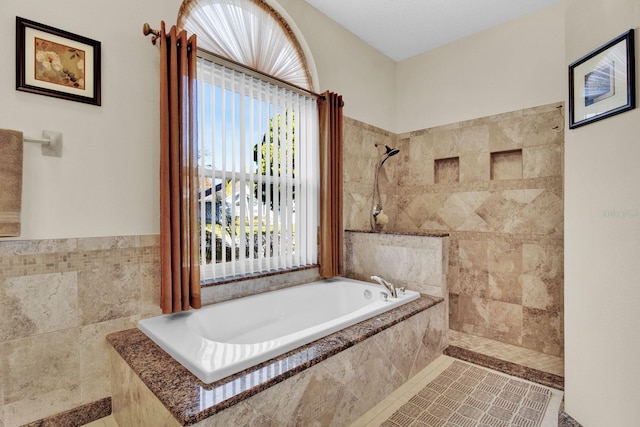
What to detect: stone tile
<box><xmin>78</xmin><ymin>265</ymin><xmax>141</xmax><ymax>325</ymax></box>
<box><xmin>523</xmin><ymin>144</ymin><xmax>563</xmax><ymax>179</ymax></box>
<box><xmin>439</xmin><ymin>193</ymin><xmax>492</xmax><ymax>231</ymax></box>
<box><xmin>522</xmin><ymin>276</ymin><xmax>563</xmax><ymax>311</ymax></box>
<box><xmin>512</xmin><ymin>190</ymin><xmax>563</xmax><ymax>235</ymax></box>
<box><xmin>488</xmin><ymin>272</ymin><xmax>522</xmax><ymax>305</ymax></box>
<box><xmin>397</xmin><ymin>193</ymin><xmax>449</xmax><ymax>231</ymax></box>
<box><xmin>458</xmin><ymin>267</ymin><xmax>489</xmax><ymax>298</ymax></box>
<box><xmin>290</xmin><ymin>369</ymin><xmax>351</xmax><ymax>426</ymax></box>
<box><xmin>477</xmin><ymin>190</ymin><xmax>542</xmax><ymax>233</ymax></box>
<box><xmin>139</xmin><ymin>263</ymin><xmax>162</xmax><ymax>318</ymax></box>
<box><xmin>522</xmin><ymin>243</ymin><xmax>563</xmax><ymax>279</ymax></box>
<box><xmin>412</xmin><ymin>303</ymin><xmax>448</xmax><ymax>377</ymax></box>
<box><xmin>432</xmin><ymin>124</ymin><xmax>490</xmax><ymax>158</ymax></box>
<box><xmin>522</xmin><ymin>308</ymin><xmax>564</xmax><ymax>357</ymax></box>
<box><xmin>449</xmin><ymin>293</ymin><xmax>461</xmax><ymax>330</ymax></box>
<box><xmin>2</xmin><ymin>386</ymin><xmax>81</xmax><ymax>427</ymax></box>
<box><xmin>487</xmin><ymin>240</ymin><xmax>522</xmax><ymax>274</ymax></box>
<box><xmin>0</xmin><ymin>239</ymin><xmax>77</xmax><ymax>257</ymax></box>
<box><xmin>77</xmin><ymin>236</ymin><xmax>141</xmax><ymax>251</ymax></box>
<box><xmin>460</xmin><ymin>152</ymin><xmax>490</xmax><ymax>183</ymax></box>
<box><xmin>402</xmin><ymin>156</ymin><xmax>435</xmax><ymax>187</ymax></box>
<box><xmin>1</xmin><ymin>328</ymin><xmax>80</xmax><ymax>404</ymax></box>
<box><xmin>241</xmin><ymin>369</ymin><xmax>315</xmax><ymax>425</ymax></box>
<box><xmin>110</xmin><ymin>348</ymin><xmax>181</xmax><ymax>427</ymax></box>
<box><xmin>197</xmin><ymin>402</ymin><xmax>278</xmax><ymax>427</ymax></box>
<box><xmin>0</xmin><ymin>272</ymin><xmax>79</xmax><ymax>341</ymax></box>
<box><xmin>80</xmin><ymin>378</ymin><xmax>110</xmax><ymax>405</ymax></box>
<box><xmin>487</xmin><ymin>300</ymin><xmax>523</xmax><ymax>345</ymax></box>
<box><xmin>458</xmin><ymin>295</ymin><xmax>489</xmax><ymax>330</ymax></box>
<box><xmin>373</xmin><ymin>314</ymin><xmax>422</xmax><ymax>380</ymax></box>
<box><xmin>80</xmin><ymin>317</ymin><xmax>138</xmax><ymax>391</ymax></box>
<box><xmin>458</xmin><ymin>240</ymin><xmax>487</xmax><ymax>270</ymax></box>
<box><xmin>448</xmin><ymin>265</ymin><xmax>460</xmax><ymax>294</ymax></box>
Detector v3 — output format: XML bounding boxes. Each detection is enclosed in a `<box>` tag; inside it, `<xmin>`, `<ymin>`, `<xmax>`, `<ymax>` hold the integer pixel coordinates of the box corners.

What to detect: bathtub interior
<box><xmin>138</xmin><ymin>277</ymin><xmax>420</xmax><ymax>383</ymax></box>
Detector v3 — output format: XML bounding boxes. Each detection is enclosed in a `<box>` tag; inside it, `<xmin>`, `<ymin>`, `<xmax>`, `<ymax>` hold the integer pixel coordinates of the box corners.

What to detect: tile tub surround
<box><xmin>0</xmin><ymin>235</ymin><xmax>161</xmax><ymax>427</ymax></box>
<box><xmin>343</xmin><ymin>103</ymin><xmax>564</xmax><ymax>358</ymax></box>
<box><xmin>345</xmin><ymin>230</ymin><xmax>449</xmax><ymax>298</ymax></box>
<box><xmin>108</xmin><ymin>295</ymin><xmax>447</xmax><ymax>426</ymax></box>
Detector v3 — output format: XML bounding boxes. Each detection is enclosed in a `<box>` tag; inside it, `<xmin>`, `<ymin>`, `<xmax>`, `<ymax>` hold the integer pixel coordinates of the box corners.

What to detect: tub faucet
<box><xmin>371</xmin><ymin>275</ymin><xmax>397</xmax><ymax>298</ymax></box>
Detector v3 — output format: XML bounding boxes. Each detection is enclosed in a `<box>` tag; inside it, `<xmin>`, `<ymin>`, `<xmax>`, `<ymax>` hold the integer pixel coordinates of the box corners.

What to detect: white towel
<box><xmin>0</xmin><ymin>129</ymin><xmax>24</xmax><ymax>237</ymax></box>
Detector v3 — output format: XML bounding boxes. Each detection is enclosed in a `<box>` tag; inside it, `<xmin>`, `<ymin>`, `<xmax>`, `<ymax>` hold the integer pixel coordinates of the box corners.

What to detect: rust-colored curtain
<box><xmin>158</xmin><ymin>22</ymin><xmax>201</xmax><ymax>313</ymax></box>
<box><xmin>318</xmin><ymin>92</ymin><xmax>344</xmax><ymax>278</ymax></box>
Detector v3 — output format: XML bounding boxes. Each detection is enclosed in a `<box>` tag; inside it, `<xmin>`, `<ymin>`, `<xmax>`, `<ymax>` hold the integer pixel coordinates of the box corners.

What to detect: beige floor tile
<box><xmin>83</xmin><ymin>415</ymin><xmax>119</xmax><ymax>427</ymax></box>
<box><xmin>449</xmin><ymin>329</ymin><xmax>564</xmax><ymax>376</ymax></box>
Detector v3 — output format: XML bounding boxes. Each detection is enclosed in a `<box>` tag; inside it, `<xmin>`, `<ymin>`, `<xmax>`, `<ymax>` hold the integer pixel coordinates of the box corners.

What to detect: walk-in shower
<box><xmin>371</xmin><ymin>143</ymin><xmax>400</xmax><ymax>230</ymax></box>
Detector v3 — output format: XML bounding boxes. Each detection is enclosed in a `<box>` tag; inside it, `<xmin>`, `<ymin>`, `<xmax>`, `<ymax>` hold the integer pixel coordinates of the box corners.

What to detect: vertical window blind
<box><xmin>197</xmin><ymin>55</ymin><xmax>319</xmax><ymax>281</ymax></box>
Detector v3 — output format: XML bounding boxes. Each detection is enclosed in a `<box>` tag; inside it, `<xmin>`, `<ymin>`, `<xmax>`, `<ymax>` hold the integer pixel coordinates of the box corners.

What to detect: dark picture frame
<box><xmin>16</xmin><ymin>17</ymin><xmax>101</xmax><ymax>106</ymax></box>
<box><xmin>569</xmin><ymin>29</ymin><xmax>635</xmax><ymax>129</ymax></box>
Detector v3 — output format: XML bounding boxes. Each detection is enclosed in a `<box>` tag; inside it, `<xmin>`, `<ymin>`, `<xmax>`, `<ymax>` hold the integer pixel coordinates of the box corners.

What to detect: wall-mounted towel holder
<box><xmin>24</xmin><ymin>131</ymin><xmax>63</xmax><ymax>157</ymax></box>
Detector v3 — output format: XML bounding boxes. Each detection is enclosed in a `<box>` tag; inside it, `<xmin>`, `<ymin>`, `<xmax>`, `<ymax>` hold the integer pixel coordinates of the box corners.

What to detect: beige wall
<box><xmin>0</xmin><ymin>0</ymin><xmax>395</xmax><ymax>241</ymax></box>
<box><xmin>396</xmin><ymin>3</ymin><xmax>566</xmax><ymax>133</ymax></box>
<box><xmin>564</xmin><ymin>0</ymin><xmax>640</xmax><ymax>425</ymax></box>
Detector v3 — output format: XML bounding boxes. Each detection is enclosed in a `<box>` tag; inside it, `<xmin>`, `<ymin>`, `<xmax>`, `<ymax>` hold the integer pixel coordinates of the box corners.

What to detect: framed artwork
<box><xmin>569</xmin><ymin>29</ymin><xmax>635</xmax><ymax>129</ymax></box>
<box><xmin>16</xmin><ymin>17</ymin><xmax>101</xmax><ymax>106</ymax></box>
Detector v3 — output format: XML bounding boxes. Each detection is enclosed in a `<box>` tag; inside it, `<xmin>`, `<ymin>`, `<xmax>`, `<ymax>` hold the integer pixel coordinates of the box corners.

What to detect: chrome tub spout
<box><xmin>370</xmin><ymin>275</ymin><xmax>397</xmax><ymax>298</ymax></box>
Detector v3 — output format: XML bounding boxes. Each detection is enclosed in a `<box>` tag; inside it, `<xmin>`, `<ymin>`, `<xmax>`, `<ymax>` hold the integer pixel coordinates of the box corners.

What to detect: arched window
<box><xmin>178</xmin><ymin>0</ymin><xmax>315</xmax><ymax>90</ymax></box>
<box><xmin>178</xmin><ymin>0</ymin><xmax>321</xmax><ymax>281</ymax></box>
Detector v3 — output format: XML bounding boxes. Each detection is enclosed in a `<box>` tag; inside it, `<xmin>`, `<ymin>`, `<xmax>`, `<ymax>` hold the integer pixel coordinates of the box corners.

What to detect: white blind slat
<box><xmin>197</xmin><ymin>56</ymin><xmax>318</xmax><ymax>281</ymax></box>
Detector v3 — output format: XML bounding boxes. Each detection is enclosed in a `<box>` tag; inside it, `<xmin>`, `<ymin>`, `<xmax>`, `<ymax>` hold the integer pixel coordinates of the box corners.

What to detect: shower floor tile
<box><xmin>449</xmin><ymin>330</ymin><xmax>564</xmax><ymax>377</ymax></box>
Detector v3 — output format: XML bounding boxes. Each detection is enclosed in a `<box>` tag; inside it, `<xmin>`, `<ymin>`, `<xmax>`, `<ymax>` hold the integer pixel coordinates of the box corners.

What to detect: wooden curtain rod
<box><xmin>142</xmin><ymin>22</ymin><xmax>324</xmax><ymax>100</ymax></box>
<box><xmin>142</xmin><ymin>23</ymin><xmax>160</xmax><ymax>45</ymax></box>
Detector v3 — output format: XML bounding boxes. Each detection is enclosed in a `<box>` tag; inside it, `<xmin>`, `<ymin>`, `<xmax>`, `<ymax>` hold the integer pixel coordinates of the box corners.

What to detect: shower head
<box><xmin>375</xmin><ymin>143</ymin><xmax>400</xmax><ymax>158</ymax></box>
<box><xmin>386</xmin><ymin>146</ymin><xmax>400</xmax><ymax>157</ymax></box>
<box><xmin>375</xmin><ymin>143</ymin><xmax>400</xmax><ymax>168</ymax></box>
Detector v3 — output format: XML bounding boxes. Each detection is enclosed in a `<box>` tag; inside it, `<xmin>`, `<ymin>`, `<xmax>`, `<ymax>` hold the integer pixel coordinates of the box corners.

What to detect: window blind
<box><xmin>197</xmin><ymin>56</ymin><xmax>319</xmax><ymax>281</ymax></box>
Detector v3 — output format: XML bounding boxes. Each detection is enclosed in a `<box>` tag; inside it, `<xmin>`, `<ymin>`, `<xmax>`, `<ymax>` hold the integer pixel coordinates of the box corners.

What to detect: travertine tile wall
<box><xmin>344</xmin><ymin>231</ymin><xmax>448</xmax><ymax>299</ymax></box>
<box><xmin>343</xmin><ymin>103</ymin><xmax>564</xmax><ymax>357</ymax></box>
<box><xmin>0</xmin><ymin>236</ymin><xmax>162</xmax><ymax>427</ymax></box>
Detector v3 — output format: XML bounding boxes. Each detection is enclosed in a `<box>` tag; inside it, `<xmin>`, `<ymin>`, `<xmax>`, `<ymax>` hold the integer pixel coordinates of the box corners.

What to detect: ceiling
<box><xmin>303</xmin><ymin>0</ymin><xmax>559</xmax><ymax>61</ymax></box>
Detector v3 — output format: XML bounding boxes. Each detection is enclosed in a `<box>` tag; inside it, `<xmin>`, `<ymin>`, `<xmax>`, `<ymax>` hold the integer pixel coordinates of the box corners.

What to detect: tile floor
<box><xmin>84</xmin><ymin>416</ymin><xmax>119</xmax><ymax>427</ymax></box>
<box><xmin>449</xmin><ymin>330</ymin><xmax>564</xmax><ymax>377</ymax></box>
<box><xmin>84</xmin><ymin>331</ymin><xmax>565</xmax><ymax>426</ymax></box>
<box><xmin>350</xmin><ymin>331</ymin><xmax>565</xmax><ymax>426</ymax></box>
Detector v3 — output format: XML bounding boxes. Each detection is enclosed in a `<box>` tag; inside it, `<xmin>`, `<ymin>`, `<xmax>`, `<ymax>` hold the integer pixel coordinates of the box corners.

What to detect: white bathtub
<box><xmin>138</xmin><ymin>277</ymin><xmax>420</xmax><ymax>383</ymax></box>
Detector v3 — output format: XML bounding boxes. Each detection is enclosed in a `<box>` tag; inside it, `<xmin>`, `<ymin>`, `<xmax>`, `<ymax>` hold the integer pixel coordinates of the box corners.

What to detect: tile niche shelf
<box><xmin>490</xmin><ymin>149</ymin><xmax>523</xmax><ymax>180</ymax></box>
<box><xmin>434</xmin><ymin>157</ymin><xmax>460</xmax><ymax>184</ymax></box>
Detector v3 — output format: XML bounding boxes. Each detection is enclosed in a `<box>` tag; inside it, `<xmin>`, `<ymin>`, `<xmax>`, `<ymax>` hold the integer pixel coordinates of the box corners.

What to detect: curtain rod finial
<box><xmin>143</xmin><ymin>23</ymin><xmax>160</xmax><ymax>45</ymax></box>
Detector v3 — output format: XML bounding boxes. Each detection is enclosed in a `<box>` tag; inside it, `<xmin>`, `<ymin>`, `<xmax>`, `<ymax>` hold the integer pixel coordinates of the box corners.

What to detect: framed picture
<box><xmin>16</xmin><ymin>17</ymin><xmax>101</xmax><ymax>106</ymax></box>
<box><xmin>569</xmin><ymin>29</ymin><xmax>635</xmax><ymax>129</ymax></box>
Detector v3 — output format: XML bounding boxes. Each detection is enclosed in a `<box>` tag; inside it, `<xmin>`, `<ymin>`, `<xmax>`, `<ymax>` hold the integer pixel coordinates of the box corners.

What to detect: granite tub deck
<box><xmin>108</xmin><ymin>294</ymin><xmax>447</xmax><ymax>426</ymax></box>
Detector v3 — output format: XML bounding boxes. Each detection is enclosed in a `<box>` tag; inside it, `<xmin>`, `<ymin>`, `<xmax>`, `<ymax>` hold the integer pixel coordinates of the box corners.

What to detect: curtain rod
<box><xmin>142</xmin><ymin>23</ymin><xmax>324</xmax><ymax>100</ymax></box>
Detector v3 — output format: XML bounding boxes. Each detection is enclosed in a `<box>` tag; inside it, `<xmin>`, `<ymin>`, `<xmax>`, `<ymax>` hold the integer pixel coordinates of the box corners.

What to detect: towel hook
<box><xmin>24</xmin><ymin>131</ymin><xmax>63</xmax><ymax>157</ymax></box>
